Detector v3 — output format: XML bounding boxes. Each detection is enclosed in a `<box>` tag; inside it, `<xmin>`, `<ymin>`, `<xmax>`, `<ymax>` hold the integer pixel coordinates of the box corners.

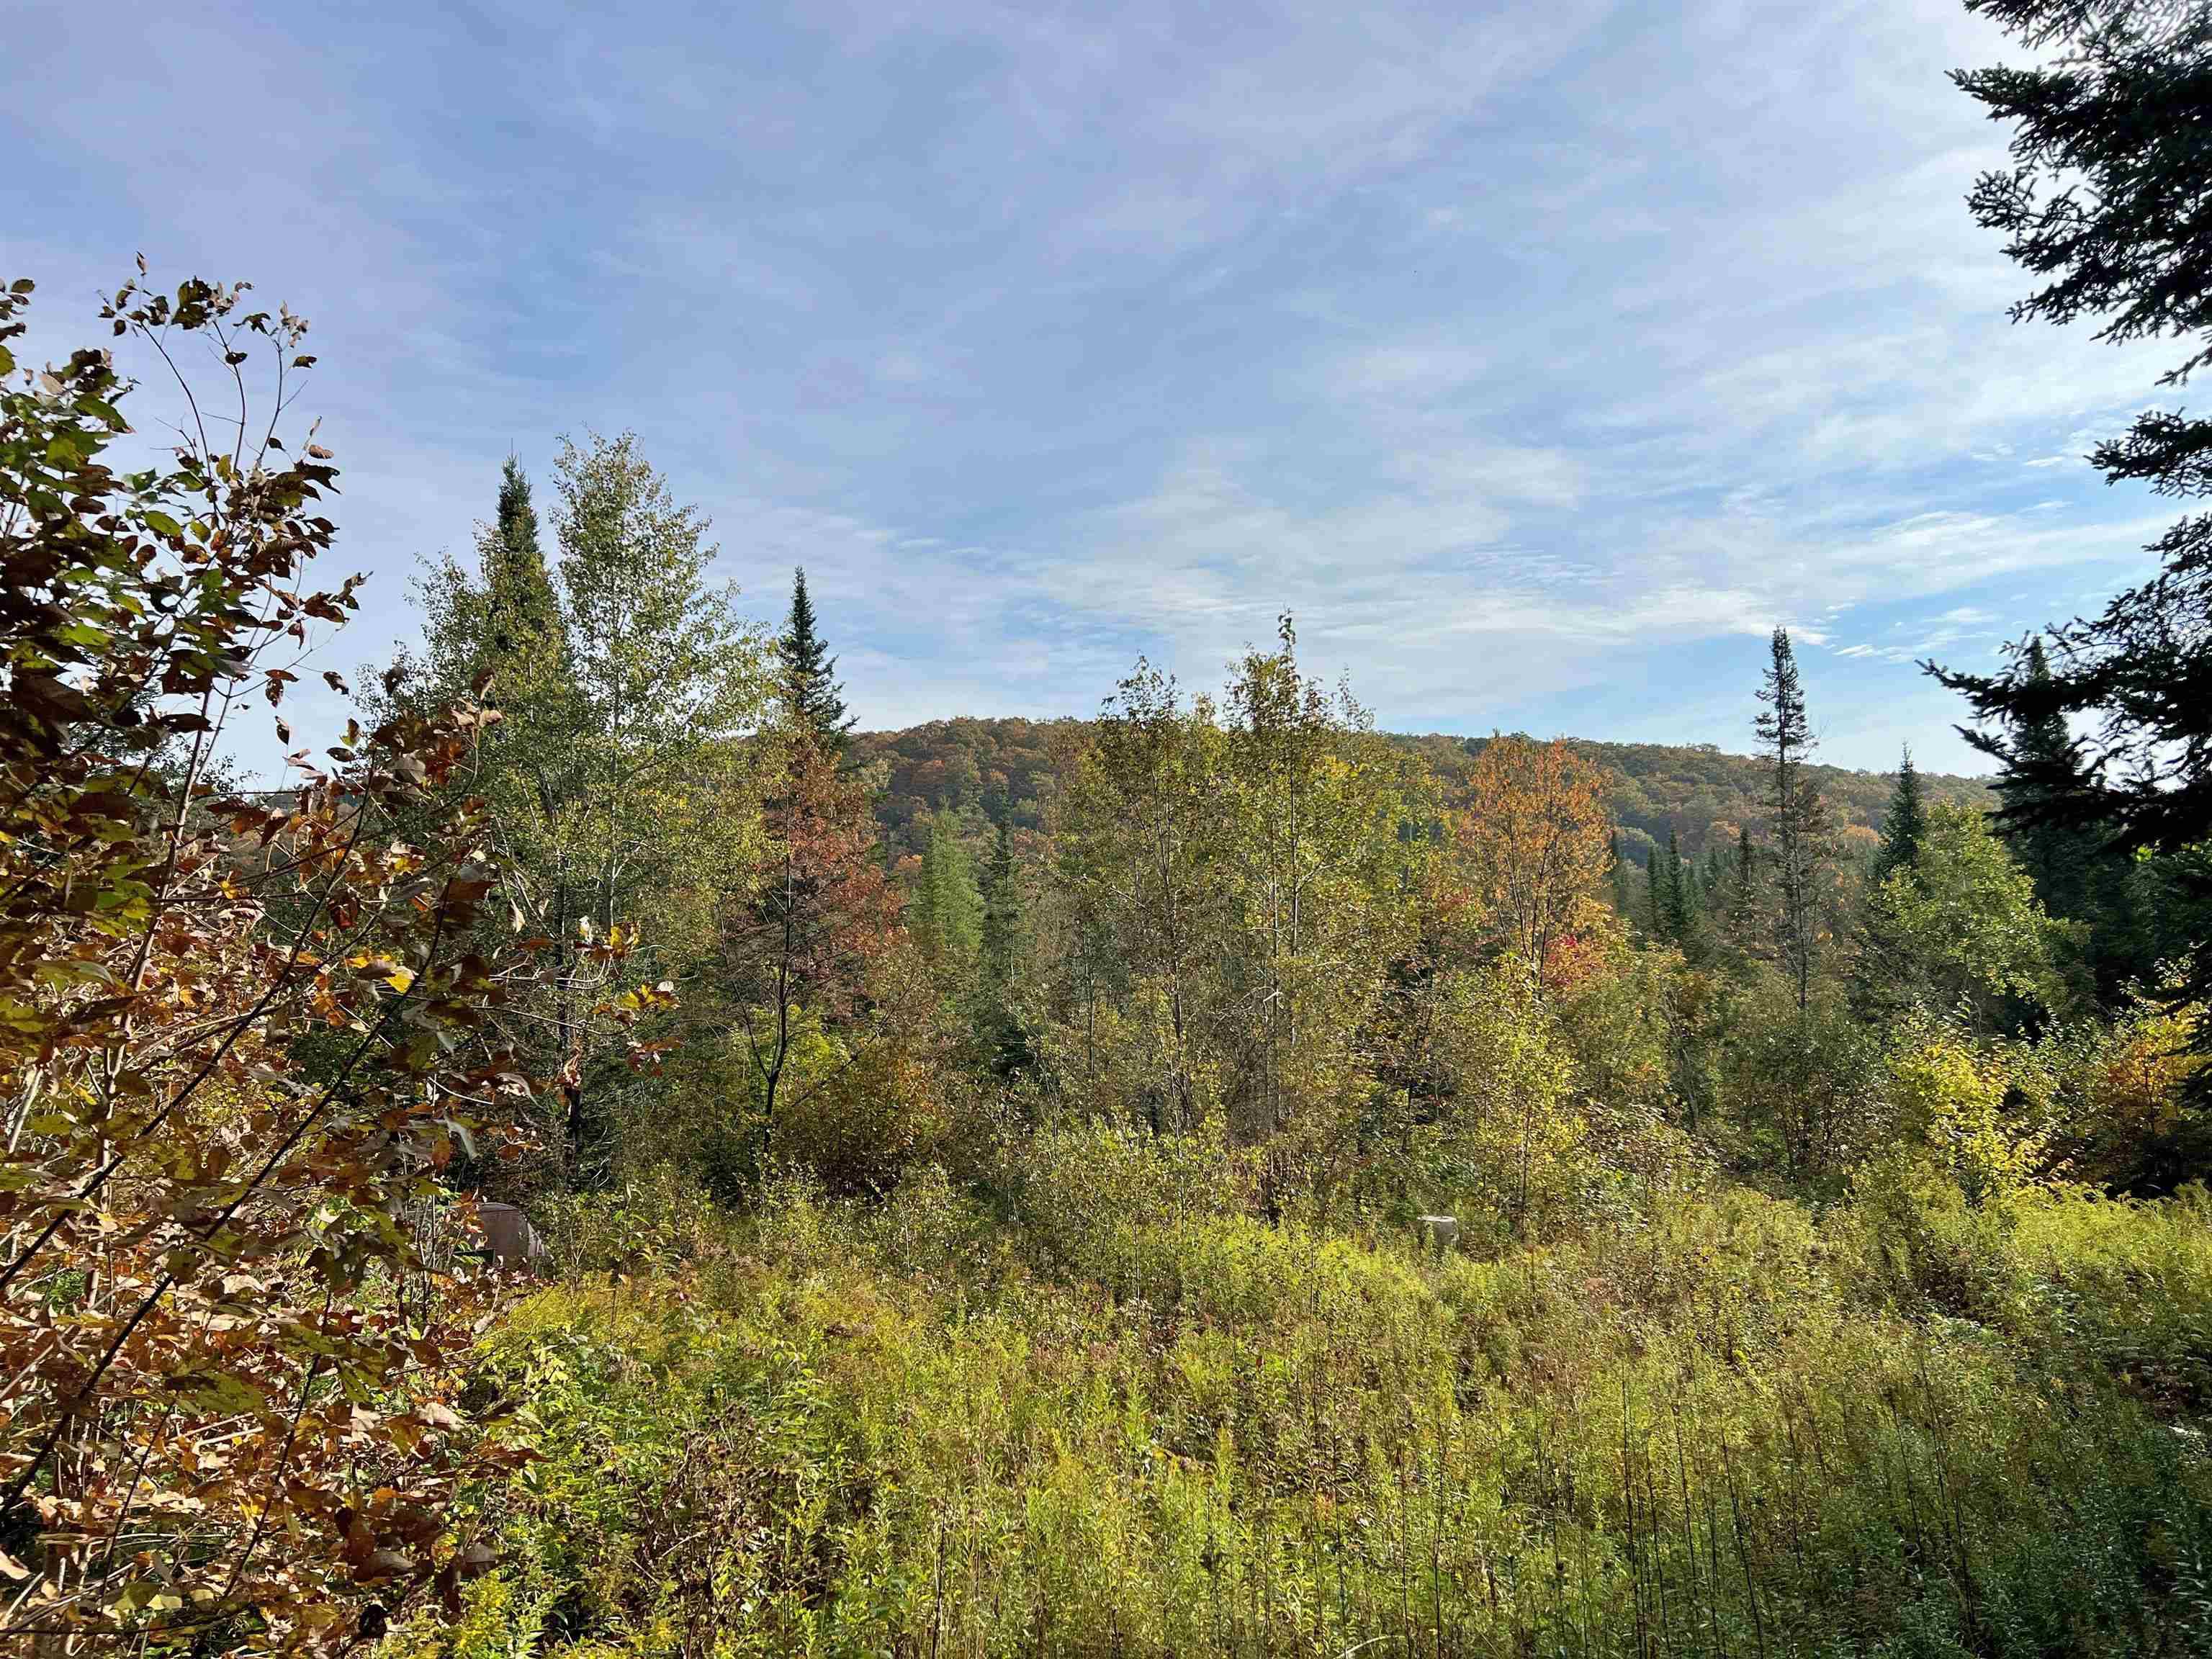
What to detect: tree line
<box><xmin>1</xmin><ymin>0</ymin><xmax>2208</xmax><ymax>1646</ymax></box>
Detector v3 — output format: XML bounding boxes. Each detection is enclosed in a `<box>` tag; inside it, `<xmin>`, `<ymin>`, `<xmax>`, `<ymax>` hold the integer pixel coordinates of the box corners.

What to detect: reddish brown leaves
<box><xmin>0</xmin><ymin>273</ymin><xmax>536</xmax><ymax>1653</ymax></box>
<box><xmin>720</xmin><ymin>738</ymin><xmax>903</xmax><ymax>1159</ymax></box>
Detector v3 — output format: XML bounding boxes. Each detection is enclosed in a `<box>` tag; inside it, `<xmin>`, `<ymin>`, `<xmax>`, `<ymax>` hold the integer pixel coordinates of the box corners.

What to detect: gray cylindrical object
<box><xmin>477</xmin><ymin>1201</ymin><xmax>547</xmax><ymax>1270</ymax></box>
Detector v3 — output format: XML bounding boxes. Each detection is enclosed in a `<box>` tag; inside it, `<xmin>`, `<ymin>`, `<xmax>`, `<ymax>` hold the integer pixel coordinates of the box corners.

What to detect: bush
<box><xmin>538</xmin><ymin>1162</ymin><xmax>723</xmax><ymax>1277</ymax></box>
<box><xmin>1718</xmin><ymin>971</ymin><xmax>1889</xmax><ymax>1182</ymax></box>
<box><xmin>1887</xmin><ymin>1028</ymin><xmax>2052</xmax><ymax>1209</ymax></box>
<box><xmin>2067</xmin><ymin>997</ymin><xmax>2211</xmax><ymax>1192</ymax></box>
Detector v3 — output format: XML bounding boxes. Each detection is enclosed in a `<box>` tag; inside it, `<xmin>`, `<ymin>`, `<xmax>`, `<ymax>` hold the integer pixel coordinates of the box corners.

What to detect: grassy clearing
<box><xmin>393</xmin><ymin>1146</ymin><xmax>2212</xmax><ymax>1658</ymax></box>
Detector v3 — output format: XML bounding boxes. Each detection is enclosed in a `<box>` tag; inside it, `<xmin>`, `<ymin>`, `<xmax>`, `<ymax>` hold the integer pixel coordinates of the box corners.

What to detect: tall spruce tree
<box><xmin>1609</xmin><ymin>831</ymin><xmax>1638</xmax><ymax>919</ymax></box>
<box><xmin>1873</xmin><ymin>745</ymin><xmax>1929</xmax><ymax>883</ymax></box>
<box><xmin>979</xmin><ymin>817</ymin><xmax>1033</xmax><ymax>1075</ymax></box>
<box><xmin>1663</xmin><ymin>827</ymin><xmax>1690</xmax><ymax>941</ymax></box>
<box><xmin>1930</xmin><ymin>0</ymin><xmax>2212</xmax><ymax>1068</ymax></box>
<box><xmin>1726</xmin><ymin>822</ymin><xmax>1759</xmax><ymax>948</ymax></box>
<box><xmin>2000</xmin><ymin>637</ymin><xmax>2184</xmax><ymax>997</ymax></box>
<box><xmin>913</xmin><ymin>810</ymin><xmax>984</xmax><ymax>995</ymax></box>
<box><xmin>778</xmin><ymin>566</ymin><xmax>854</xmax><ymax>753</ymax></box>
<box><xmin>1860</xmin><ymin>745</ymin><xmax>1928</xmax><ymax>1024</ymax></box>
<box><xmin>483</xmin><ymin>455</ymin><xmax>560</xmax><ymax>667</ymax></box>
<box><xmin>1756</xmin><ymin>628</ymin><xmax>1830</xmax><ymax>1011</ymax></box>
<box><xmin>981</xmin><ymin>818</ymin><xmax>1020</xmax><ymax>994</ymax></box>
<box><xmin>1992</xmin><ymin>638</ymin><xmax>2098</xmax><ymax>917</ymax></box>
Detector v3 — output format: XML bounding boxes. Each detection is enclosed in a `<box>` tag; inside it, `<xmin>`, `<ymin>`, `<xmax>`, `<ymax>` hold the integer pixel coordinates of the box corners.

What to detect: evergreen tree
<box><xmin>1719</xmin><ymin>822</ymin><xmax>1763</xmax><ymax>964</ymax></box>
<box><xmin>1663</xmin><ymin>827</ymin><xmax>1689</xmax><ymax>940</ymax></box>
<box><xmin>913</xmin><ymin>810</ymin><xmax>983</xmax><ymax>995</ymax></box>
<box><xmin>1646</xmin><ymin>848</ymin><xmax>1665</xmax><ymax>939</ymax></box>
<box><xmin>1755</xmin><ymin>628</ymin><xmax>1830</xmax><ymax>1011</ymax></box>
<box><xmin>778</xmin><ymin>566</ymin><xmax>854</xmax><ymax>753</ymax></box>
<box><xmin>1872</xmin><ymin>745</ymin><xmax>1928</xmax><ymax>883</ymax></box>
<box><xmin>1609</xmin><ymin>831</ymin><xmax>1638</xmax><ymax>919</ymax></box>
<box><xmin>1860</xmin><ymin>746</ymin><xmax>1927</xmax><ymax>1024</ymax></box>
<box><xmin>1930</xmin><ymin>0</ymin><xmax>2212</xmax><ymax>1074</ymax></box>
<box><xmin>2000</xmin><ymin>637</ymin><xmax>2188</xmax><ymax>998</ymax></box>
<box><xmin>979</xmin><ymin>817</ymin><xmax>1033</xmax><ymax>1075</ymax></box>
<box><xmin>981</xmin><ymin>817</ymin><xmax>1021</xmax><ymax>996</ymax></box>
<box><xmin>1997</xmin><ymin>639</ymin><xmax>2083</xmax><ymax>908</ymax></box>
<box><xmin>482</xmin><ymin>455</ymin><xmax>560</xmax><ymax>667</ymax></box>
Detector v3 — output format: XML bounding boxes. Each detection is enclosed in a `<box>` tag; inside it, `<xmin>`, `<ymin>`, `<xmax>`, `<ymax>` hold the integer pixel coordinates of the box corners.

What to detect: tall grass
<box><xmin>390</xmin><ymin>1142</ymin><xmax>2212</xmax><ymax>1658</ymax></box>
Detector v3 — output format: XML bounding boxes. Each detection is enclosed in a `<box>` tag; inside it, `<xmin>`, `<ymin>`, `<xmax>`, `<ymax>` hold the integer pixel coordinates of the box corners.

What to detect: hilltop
<box><xmin>851</xmin><ymin>716</ymin><xmax>1991</xmax><ymax>863</ymax></box>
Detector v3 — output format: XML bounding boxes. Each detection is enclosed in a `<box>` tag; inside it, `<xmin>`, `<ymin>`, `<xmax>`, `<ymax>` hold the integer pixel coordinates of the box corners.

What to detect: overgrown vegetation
<box><xmin>5</xmin><ymin>0</ymin><xmax>2211</xmax><ymax>1653</ymax></box>
<box><xmin>424</xmin><ymin>1158</ymin><xmax>2212</xmax><ymax>1658</ymax></box>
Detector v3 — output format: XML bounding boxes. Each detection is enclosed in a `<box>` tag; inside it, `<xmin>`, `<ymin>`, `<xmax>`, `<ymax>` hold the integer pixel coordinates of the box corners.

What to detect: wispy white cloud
<box><xmin>4</xmin><ymin>0</ymin><xmax>2185</xmax><ymax>773</ymax></box>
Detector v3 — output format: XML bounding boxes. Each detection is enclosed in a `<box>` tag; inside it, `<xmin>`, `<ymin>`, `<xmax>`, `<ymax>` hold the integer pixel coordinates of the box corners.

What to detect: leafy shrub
<box><xmin>538</xmin><ymin>1162</ymin><xmax>722</xmax><ymax>1276</ymax></box>
<box><xmin>2069</xmin><ymin>997</ymin><xmax>2211</xmax><ymax>1192</ymax></box>
<box><xmin>0</xmin><ymin>274</ymin><xmax>541</xmax><ymax>1653</ymax></box>
<box><xmin>1887</xmin><ymin>1028</ymin><xmax>2052</xmax><ymax>1208</ymax></box>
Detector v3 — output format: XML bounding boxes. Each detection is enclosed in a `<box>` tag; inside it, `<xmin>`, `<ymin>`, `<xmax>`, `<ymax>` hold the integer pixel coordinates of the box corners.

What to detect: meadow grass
<box><xmin>390</xmin><ymin>1143</ymin><xmax>2212</xmax><ymax>1658</ymax></box>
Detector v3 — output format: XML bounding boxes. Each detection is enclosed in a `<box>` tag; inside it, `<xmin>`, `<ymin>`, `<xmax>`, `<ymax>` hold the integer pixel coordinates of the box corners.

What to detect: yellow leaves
<box><xmin>341</xmin><ymin>950</ymin><xmax>415</xmax><ymax>992</ymax></box>
<box><xmin>1889</xmin><ymin>1032</ymin><xmax>2051</xmax><ymax>1208</ymax></box>
<box><xmin>598</xmin><ymin>979</ymin><xmax>678</xmax><ymax>1020</ymax></box>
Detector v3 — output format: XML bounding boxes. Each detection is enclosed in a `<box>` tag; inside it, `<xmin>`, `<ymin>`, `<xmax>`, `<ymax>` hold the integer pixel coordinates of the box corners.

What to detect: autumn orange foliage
<box><xmin>1455</xmin><ymin>737</ymin><xmax>1613</xmax><ymax>986</ymax></box>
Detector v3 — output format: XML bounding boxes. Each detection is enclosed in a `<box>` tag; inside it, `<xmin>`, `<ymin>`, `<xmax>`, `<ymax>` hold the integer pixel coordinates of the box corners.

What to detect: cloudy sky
<box><xmin>6</xmin><ymin>0</ymin><xmax>2178</xmax><ymax>772</ymax></box>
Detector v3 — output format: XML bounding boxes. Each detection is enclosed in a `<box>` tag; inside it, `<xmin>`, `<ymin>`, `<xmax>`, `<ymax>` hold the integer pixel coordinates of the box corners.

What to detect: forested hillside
<box><xmin>855</xmin><ymin>719</ymin><xmax>1990</xmax><ymax>868</ymax></box>
<box><xmin>6</xmin><ymin>4</ymin><xmax>2212</xmax><ymax>1657</ymax></box>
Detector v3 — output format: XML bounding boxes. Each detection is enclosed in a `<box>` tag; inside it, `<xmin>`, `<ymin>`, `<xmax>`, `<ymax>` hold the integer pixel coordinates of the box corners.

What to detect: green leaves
<box><xmin>1</xmin><ymin>269</ymin><xmax>536</xmax><ymax>1655</ymax></box>
<box><xmin>1869</xmin><ymin>799</ymin><xmax>2078</xmax><ymax>1030</ymax></box>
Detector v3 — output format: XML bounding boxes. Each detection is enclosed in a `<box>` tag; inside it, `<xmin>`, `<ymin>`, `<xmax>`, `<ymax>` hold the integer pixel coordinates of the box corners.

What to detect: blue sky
<box><xmin>6</xmin><ymin>0</ymin><xmax>2180</xmax><ymax>773</ymax></box>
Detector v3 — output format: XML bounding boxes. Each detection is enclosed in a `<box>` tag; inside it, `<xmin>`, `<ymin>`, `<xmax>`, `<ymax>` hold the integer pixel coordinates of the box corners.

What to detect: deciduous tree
<box><xmin>1863</xmin><ymin>800</ymin><xmax>2083</xmax><ymax>1033</ymax></box>
<box><xmin>1455</xmin><ymin>735</ymin><xmax>1611</xmax><ymax>986</ymax></box>
<box><xmin>0</xmin><ymin>271</ymin><xmax>575</xmax><ymax>1653</ymax></box>
<box><xmin>1216</xmin><ymin>619</ymin><xmax>1417</xmax><ymax>1155</ymax></box>
<box><xmin>1052</xmin><ymin>663</ymin><xmax>1228</xmax><ymax>1133</ymax></box>
<box><xmin>412</xmin><ymin>435</ymin><xmax>770</xmax><ymax>1180</ymax></box>
<box><xmin>721</xmin><ymin>738</ymin><xmax>901</xmax><ymax>1166</ymax></box>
